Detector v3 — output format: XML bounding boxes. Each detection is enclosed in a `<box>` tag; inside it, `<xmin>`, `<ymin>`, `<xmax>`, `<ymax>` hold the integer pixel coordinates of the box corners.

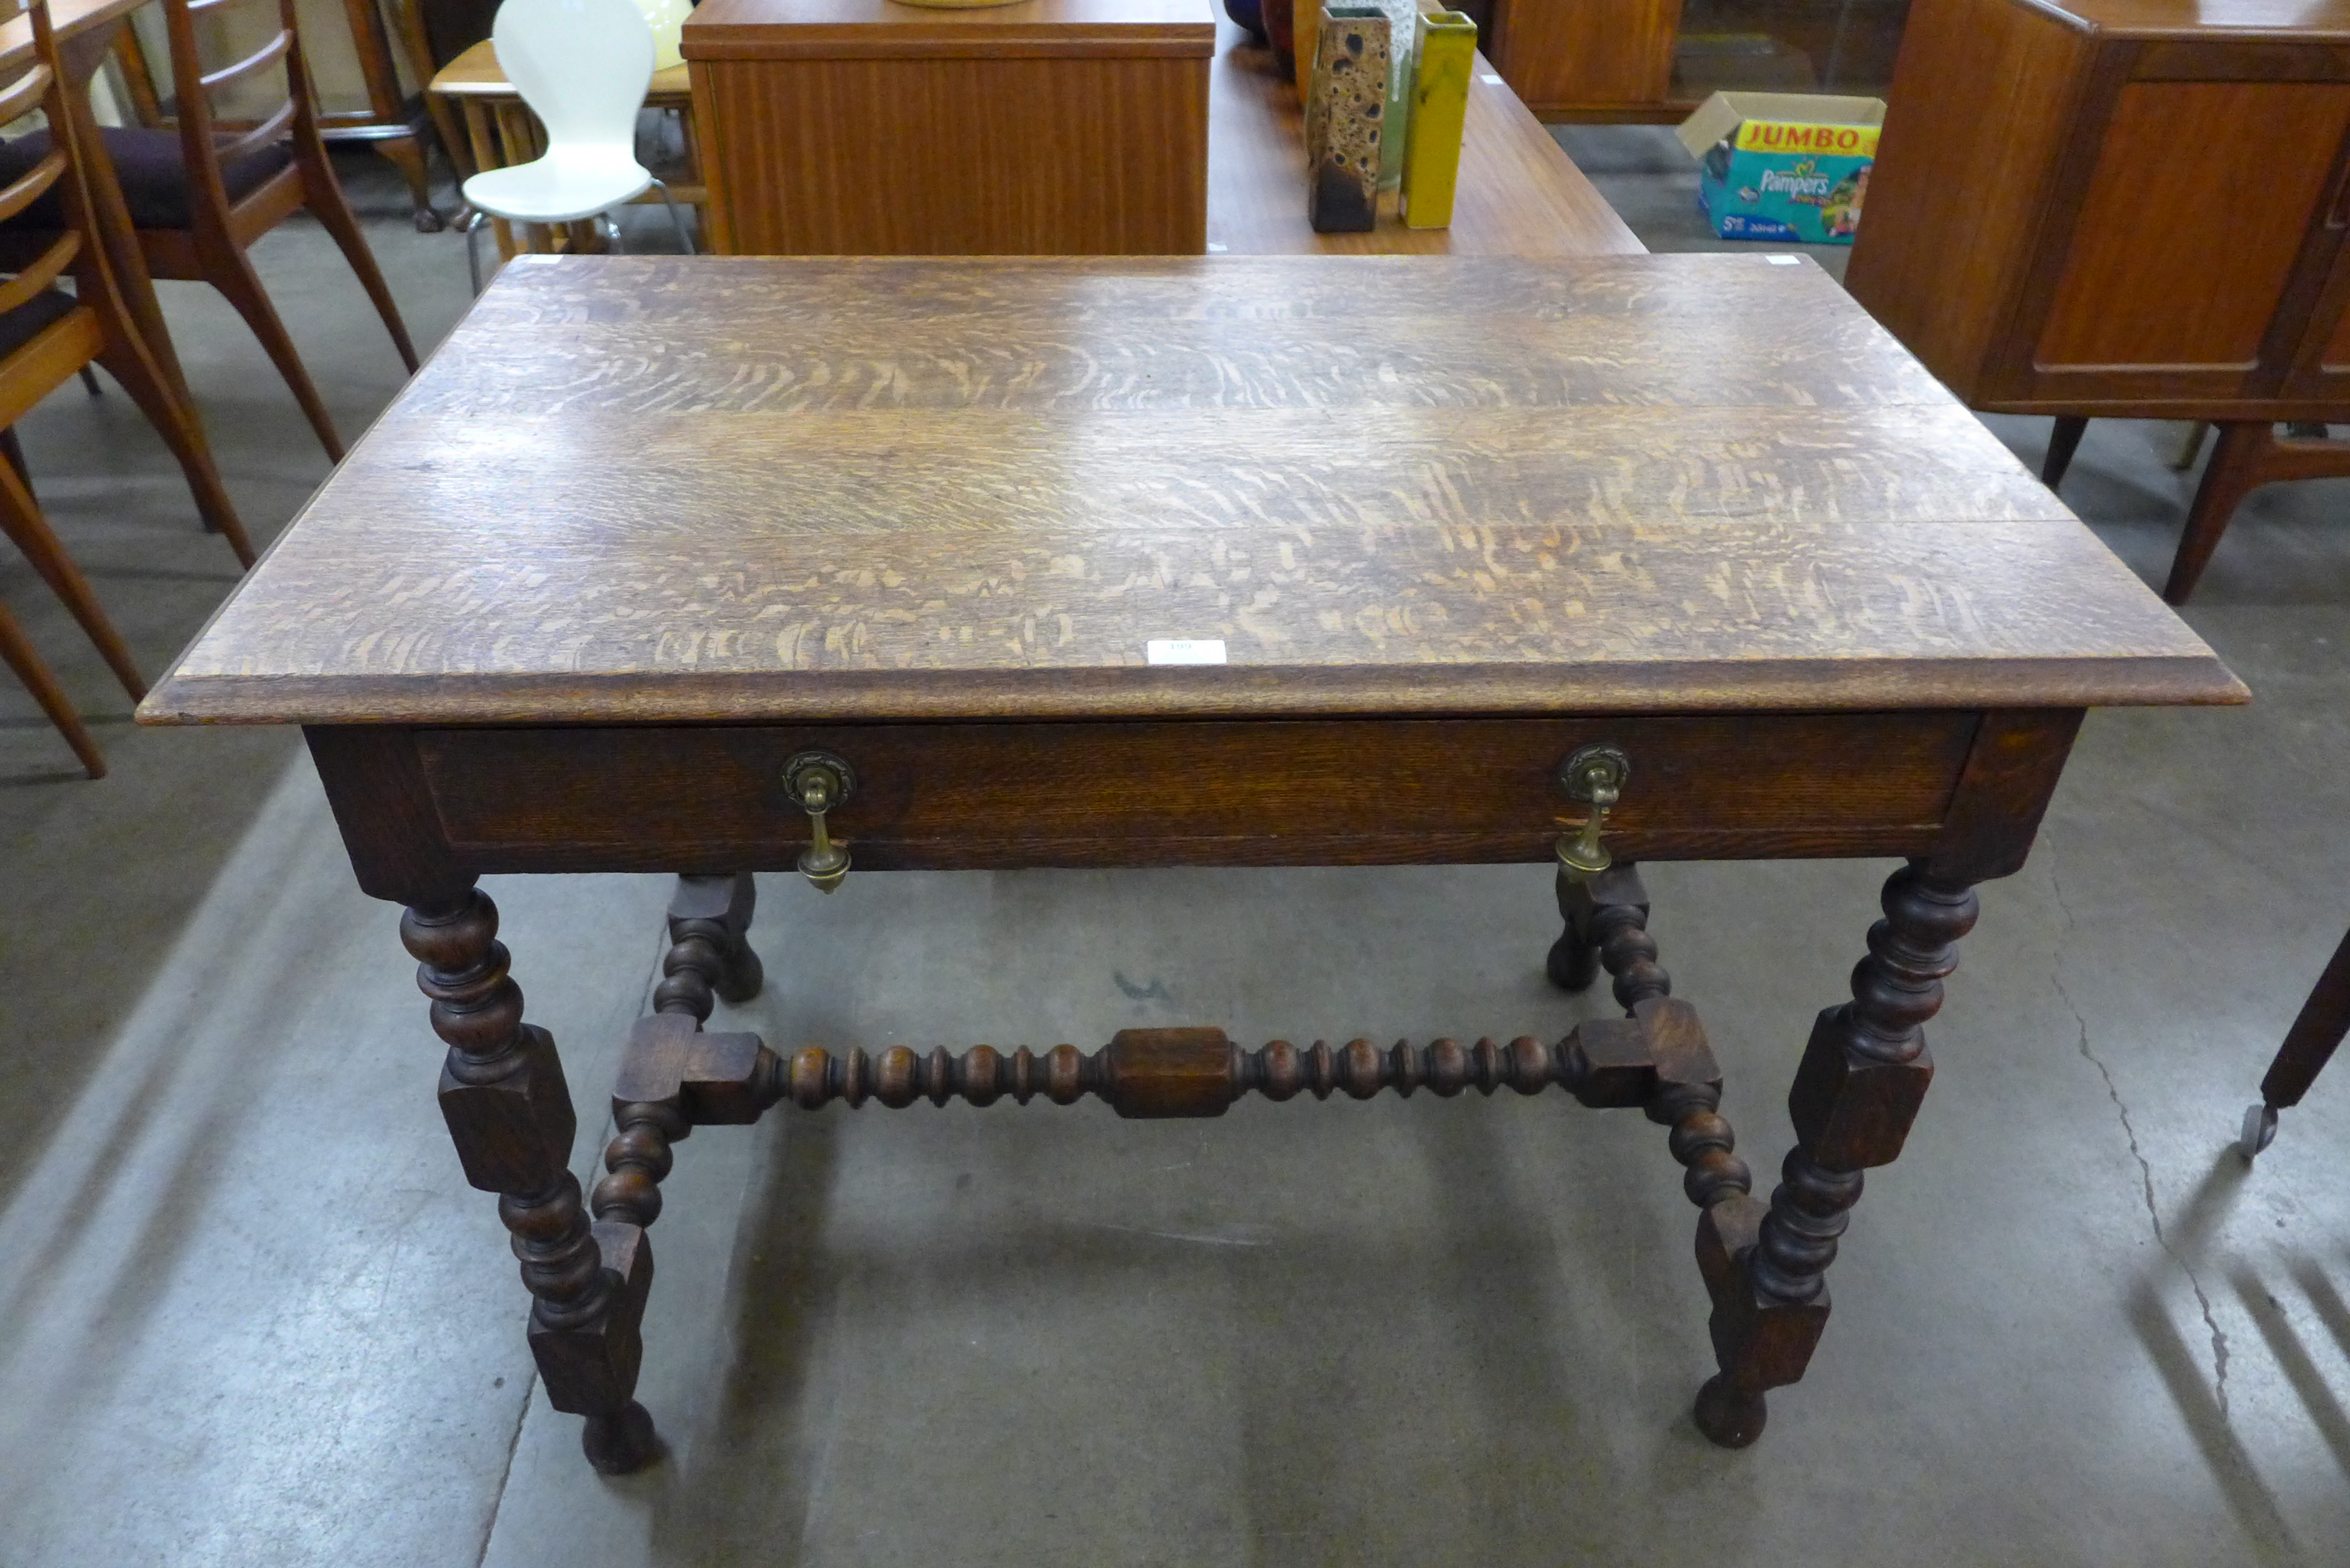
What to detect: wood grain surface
<box><xmin>410</xmin><ymin>712</ymin><xmax>1980</xmax><ymax>871</ymax></box>
<box><xmin>682</xmin><ymin>0</ymin><xmax>1214</xmax><ymax>57</ymax></box>
<box><xmin>1486</xmin><ymin>0</ymin><xmax>1681</xmax><ymax>115</ymax></box>
<box><xmin>139</xmin><ymin>253</ymin><xmax>2242</xmax><ymax>727</ymax></box>
<box><xmin>1206</xmin><ymin>20</ymin><xmax>1642</xmax><ymax>255</ymax></box>
<box><xmin>685</xmin><ymin>0</ymin><xmax>1212</xmax><ymax>254</ymax></box>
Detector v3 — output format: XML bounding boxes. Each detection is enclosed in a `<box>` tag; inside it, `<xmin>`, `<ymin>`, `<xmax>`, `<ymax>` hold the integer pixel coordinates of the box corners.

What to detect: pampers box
<box><xmin>1674</xmin><ymin>91</ymin><xmax>1885</xmax><ymax>245</ymax></box>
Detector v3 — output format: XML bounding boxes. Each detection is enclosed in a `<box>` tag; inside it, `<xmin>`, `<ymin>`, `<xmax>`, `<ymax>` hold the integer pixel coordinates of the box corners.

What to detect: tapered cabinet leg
<box><xmin>402</xmin><ymin>884</ymin><xmax>661</xmax><ymax>1474</ymax></box>
<box><xmin>2165</xmin><ymin>421</ymin><xmax>2270</xmax><ymax>605</ymax></box>
<box><xmin>2041</xmin><ymin>414</ymin><xmax>2086</xmax><ymax>489</ymax></box>
<box><xmin>1693</xmin><ymin>861</ymin><xmax>1977</xmax><ymax>1447</ymax></box>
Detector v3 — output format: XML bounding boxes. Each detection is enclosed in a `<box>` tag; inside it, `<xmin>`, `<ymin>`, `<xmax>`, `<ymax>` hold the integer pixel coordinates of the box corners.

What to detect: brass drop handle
<box><xmin>1555</xmin><ymin>742</ymin><xmax>1630</xmax><ymax>882</ymax></box>
<box><xmin>782</xmin><ymin>750</ymin><xmax>857</xmax><ymax>894</ymax></box>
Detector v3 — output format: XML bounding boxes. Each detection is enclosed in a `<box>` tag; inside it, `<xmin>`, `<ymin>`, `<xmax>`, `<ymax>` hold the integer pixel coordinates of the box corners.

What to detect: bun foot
<box><xmin>718</xmin><ymin>941</ymin><xmax>765</xmax><ymax>1006</ymax></box>
<box><xmin>581</xmin><ymin>1401</ymin><xmax>662</xmax><ymax>1475</ymax></box>
<box><xmin>1693</xmin><ymin>1375</ymin><xmax>1767</xmax><ymax>1448</ymax></box>
<box><xmin>1547</xmin><ymin>931</ymin><xmax>1598</xmax><ymax>992</ymax></box>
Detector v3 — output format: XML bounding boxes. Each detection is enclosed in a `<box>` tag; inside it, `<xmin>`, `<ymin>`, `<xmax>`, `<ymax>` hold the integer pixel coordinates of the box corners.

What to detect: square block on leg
<box><xmin>530</xmin><ymin>1221</ymin><xmax>653</xmax><ymax>1417</ymax></box>
<box><xmin>438</xmin><ymin>1024</ymin><xmax>578</xmax><ymax>1194</ymax></box>
<box><xmin>1707</xmin><ymin>1261</ymin><xmax>1832</xmax><ymax>1397</ymax></box>
<box><xmin>1787</xmin><ymin>1007</ymin><xmax>1934</xmax><ymax>1170</ymax></box>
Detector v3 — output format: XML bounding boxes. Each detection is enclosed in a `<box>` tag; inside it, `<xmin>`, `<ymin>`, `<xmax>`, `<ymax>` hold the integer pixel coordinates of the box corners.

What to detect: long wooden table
<box><xmin>1206</xmin><ymin>19</ymin><xmax>1640</xmax><ymax>254</ymax></box>
<box><xmin>140</xmin><ymin>253</ymin><xmax>2239</xmax><ymax>1474</ymax></box>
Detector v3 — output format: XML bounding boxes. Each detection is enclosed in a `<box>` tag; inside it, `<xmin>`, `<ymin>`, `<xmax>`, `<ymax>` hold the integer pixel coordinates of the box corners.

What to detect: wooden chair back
<box><xmin>154</xmin><ymin>0</ymin><xmax>322</xmax><ymax>224</ymax></box>
<box><xmin>0</xmin><ymin>0</ymin><xmax>88</xmax><ymax>322</ymax></box>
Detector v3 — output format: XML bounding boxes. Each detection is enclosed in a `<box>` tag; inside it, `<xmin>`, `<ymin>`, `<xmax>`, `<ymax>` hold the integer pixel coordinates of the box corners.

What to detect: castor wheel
<box><xmin>2239</xmin><ymin>1102</ymin><xmax>2279</xmax><ymax>1162</ymax></box>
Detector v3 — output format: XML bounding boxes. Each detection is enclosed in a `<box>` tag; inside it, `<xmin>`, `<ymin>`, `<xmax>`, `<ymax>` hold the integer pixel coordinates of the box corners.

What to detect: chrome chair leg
<box><xmin>651</xmin><ymin>177</ymin><xmax>695</xmax><ymax>255</ymax></box>
<box><xmin>464</xmin><ymin>212</ymin><xmax>485</xmax><ymax>297</ymax></box>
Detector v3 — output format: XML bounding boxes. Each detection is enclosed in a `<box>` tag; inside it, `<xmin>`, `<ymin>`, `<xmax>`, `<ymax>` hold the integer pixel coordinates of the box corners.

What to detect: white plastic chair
<box><xmin>461</xmin><ymin>0</ymin><xmax>694</xmax><ymax>291</ymax></box>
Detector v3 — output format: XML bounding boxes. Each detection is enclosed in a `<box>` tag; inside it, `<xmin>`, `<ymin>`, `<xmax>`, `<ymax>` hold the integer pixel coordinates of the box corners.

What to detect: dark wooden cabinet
<box><xmin>1847</xmin><ymin>0</ymin><xmax>2350</xmax><ymax>601</ymax></box>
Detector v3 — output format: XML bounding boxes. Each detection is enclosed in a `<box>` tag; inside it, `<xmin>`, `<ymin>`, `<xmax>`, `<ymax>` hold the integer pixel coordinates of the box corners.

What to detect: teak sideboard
<box><xmin>1845</xmin><ymin>0</ymin><xmax>2350</xmax><ymax>602</ymax></box>
<box><xmin>683</xmin><ymin>0</ymin><xmax>1215</xmax><ymax>256</ymax></box>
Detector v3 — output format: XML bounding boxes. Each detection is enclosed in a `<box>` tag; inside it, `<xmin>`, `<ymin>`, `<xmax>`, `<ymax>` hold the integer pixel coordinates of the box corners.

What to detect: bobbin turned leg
<box><xmin>657</xmin><ymin>872</ymin><xmax>763</xmax><ymax>1018</ymax></box>
<box><xmin>1693</xmin><ymin>861</ymin><xmax>1977</xmax><ymax>1447</ymax></box>
<box><xmin>1548</xmin><ymin>861</ymin><xmax>1661</xmax><ymax>994</ymax></box>
<box><xmin>402</xmin><ymin>884</ymin><xmax>660</xmax><ymax>1475</ymax></box>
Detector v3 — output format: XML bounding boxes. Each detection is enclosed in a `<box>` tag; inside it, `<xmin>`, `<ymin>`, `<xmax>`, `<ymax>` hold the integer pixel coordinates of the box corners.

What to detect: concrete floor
<box><xmin>3</xmin><ymin>142</ymin><xmax>2349</xmax><ymax>1567</ymax></box>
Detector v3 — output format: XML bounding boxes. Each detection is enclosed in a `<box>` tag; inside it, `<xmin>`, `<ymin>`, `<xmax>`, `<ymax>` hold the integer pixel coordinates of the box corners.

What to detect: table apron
<box><xmin>312</xmin><ymin>711</ymin><xmax>2027</xmax><ymax>880</ymax></box>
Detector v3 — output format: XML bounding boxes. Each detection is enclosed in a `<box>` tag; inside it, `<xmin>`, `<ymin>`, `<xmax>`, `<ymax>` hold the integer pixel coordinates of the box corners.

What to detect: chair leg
<box><xmin>92</xmin><ymin>335</ymin><xmax>258</xmax><ymax>569</ymax></box>
<box><xmin>208</xmin><ymin>246</ymin><xmax>347</xmax><ymax>463</ymax></box>
<box><xmin>2041</xmin><ymin>415</ymin><xmax>2087</xmax><ymax>489</ymax></box>
<box><xmin>78</xmin><ymin>366</ymin><xmax>102</xmax><ymax>396</ymax></box>
<box><xmin>652</xmin><ymin>178</ymin><xmax>695</xmax><ymax>255</ymax></box>
<box><xmin>2164</xmin><ymin>421</ymin><xmax>2273</xmax><ymax>605</ymax></box>
<box><xmin>0</xmin><ymin>599</ymin><xmax>105</xmax><ymax>778</ymax></box>
<box><xmin>373</xmin><ymin>133</ymin><xmax>444</xmax><ymax>233</ymax></box>
<box><xmin>0</xmin><ymin>457</ymin><xmax>144</xmax><ymax>701</ymax></box>
<box><xmin>304</xmin><ymin>169</ymin><xmax>423</xmax><ymax>373</ymax></box>
<box><xmin>0</xmin><ymin>426</ymin><xmax>33</xmax><ymax>503</ymax></box>
<box><xmin>466</xmin><ymin>215</ymin><xmax>486</xmax><ymax>297</ymax></box>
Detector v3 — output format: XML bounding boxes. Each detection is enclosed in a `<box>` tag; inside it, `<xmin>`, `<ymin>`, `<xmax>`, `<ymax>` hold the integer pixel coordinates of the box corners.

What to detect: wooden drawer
<box><xmin>409</xmin><ymin>712</ymin><xmax>1982</xmax><ymax>874</ymax></box>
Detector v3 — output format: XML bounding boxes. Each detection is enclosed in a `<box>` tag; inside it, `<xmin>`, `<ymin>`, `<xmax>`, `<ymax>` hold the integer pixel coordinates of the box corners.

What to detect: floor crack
<box><xmin>2049</xmin><ymin>856</ymin><xmax>2232</xmax><ymax>1417</ymax></box>
<box><xmin>474</xmin><ymin>1371</ymin><xmax>536</xmax><ymax>1568</ymax></box>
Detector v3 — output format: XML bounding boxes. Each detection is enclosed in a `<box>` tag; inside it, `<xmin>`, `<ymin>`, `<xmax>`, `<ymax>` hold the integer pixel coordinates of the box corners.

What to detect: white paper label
<box><xmin>1207</xmin><ymin>242</ymin><xmax>1229</xmax><ymax>253</ymax></box>
<box><xmin>1146</xmin><ymin>639</ymin><xmax>1228</xmax><ymax>666</ymax></box>
<box><xmin>1479</xmin><ymin>73</ymin><xmax>1502</xmax><ymax>83</ymax></box>
<box><xmin>1766</xmin><ymin>254</ymin><xmax>1800</xmax><ymax>265</ymax></box>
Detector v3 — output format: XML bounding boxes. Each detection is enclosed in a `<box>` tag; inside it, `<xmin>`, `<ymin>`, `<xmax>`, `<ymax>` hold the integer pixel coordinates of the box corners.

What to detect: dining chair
<box><xmin>459</xmin><ymin>0</ymin><xmax>693</xmax><ymax>294</ymax></box>
<box><xmin>0</xmin><ymin>0</ymin><xmax>255</xmax><ymax>776</ymax></box>
<box><xmin>0</xmin><ymin>0</ymin><xmax>421</xmax><ymax>463</ymax></box>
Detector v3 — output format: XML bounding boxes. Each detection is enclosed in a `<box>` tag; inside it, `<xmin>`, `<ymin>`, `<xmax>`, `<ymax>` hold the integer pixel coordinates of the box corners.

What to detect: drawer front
<box><xmin>414</xmin><ymin>713</ymin><xmax>1980</xmax><ymax>873</ymax></box>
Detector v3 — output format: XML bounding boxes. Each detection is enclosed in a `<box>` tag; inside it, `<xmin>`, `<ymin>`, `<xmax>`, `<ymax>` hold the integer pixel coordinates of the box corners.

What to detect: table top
<box><xmin>429</xmin><ymin>39</ymin><xmax>693</xmax><ymax>100</ymax></box>
<box><xmin>1207</xmin><ymin>22</ymin><xmax>1641</xmax><ymax>256</ymax></box>
<box><xmin>434</xmin><ymin>39</ymin><xmax>691</xmax><ymax>98</ymax></box>
<box><xmin>0</xmin><ymin>0</ymin><xmax>143</xmax><ymax>75</ymax></box>
<box><xmin>681</xmin><ymin>0</ymin><xmax>1215</xmax><ymax>58</ymax></box>
<box><xmin>141</xmin><ymin>254</ymin><xmax>2242</xmax><ymax>729</ymax></box>
<box><xmin>2018</xmin><ymin>0</ymin><xmax>2350</xmax><ymax>35</ymax></box>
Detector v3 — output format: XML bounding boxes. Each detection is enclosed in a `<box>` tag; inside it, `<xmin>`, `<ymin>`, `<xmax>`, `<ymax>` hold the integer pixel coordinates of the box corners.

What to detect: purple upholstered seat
<box><xmin>0</xmin><ymin>127</ymin><xmax>289</xmax><ymax>230</ymax></box>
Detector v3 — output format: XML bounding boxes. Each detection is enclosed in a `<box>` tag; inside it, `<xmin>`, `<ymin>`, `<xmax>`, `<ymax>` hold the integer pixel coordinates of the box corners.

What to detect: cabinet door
<box><xmin>2001</xmin><ymin>65</ymin><xmax>2350</xmax><ymax>412</ymax></box>
<box><xmin>2282</xmin><ymin>172</ymin><xmax>2350</xmax><ymax>408</ymax></box>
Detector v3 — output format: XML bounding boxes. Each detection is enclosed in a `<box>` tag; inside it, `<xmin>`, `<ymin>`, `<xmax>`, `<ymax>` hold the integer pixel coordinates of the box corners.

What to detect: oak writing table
<box><xmin>140</xmin><ymin>253</ymin><xmax>2243</xmax><ymax>1471</ymax></box>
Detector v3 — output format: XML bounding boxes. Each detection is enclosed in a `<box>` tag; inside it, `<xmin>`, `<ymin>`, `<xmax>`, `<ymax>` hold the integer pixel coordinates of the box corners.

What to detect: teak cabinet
<box><xmin>1487</xmin><ymin>0</ymin><xmax>1682</xmax><ymax>117</ymax></box>
<box><xmin>1848</xmin><ymin>0</ymin><xmax>2350</xmax><ymax>421</ymax></box>
<box><xmin>1846</xmin><ymin>0</ymin><xmax>2350</xmax><ymax>602</ymax></box>
<box><xmin>683</xmin><ymin>0</ymin><xmax>1214</xmax><ymax>256</ymax></box>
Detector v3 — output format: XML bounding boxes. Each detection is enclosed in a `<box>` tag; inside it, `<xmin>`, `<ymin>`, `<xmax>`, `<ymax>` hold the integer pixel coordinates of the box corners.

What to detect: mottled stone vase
<box><xmin>1306</xmin><ymin>6</ymin><xmax>1389</xmax><ymax>233</ymax></box>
